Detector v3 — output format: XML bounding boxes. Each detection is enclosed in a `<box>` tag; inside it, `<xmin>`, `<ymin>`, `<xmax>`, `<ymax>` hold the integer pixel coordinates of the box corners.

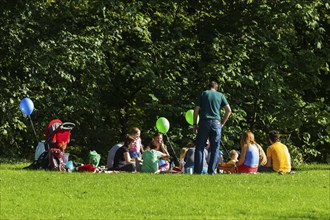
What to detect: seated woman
<box><xmin>237</xmin><ymin>131</ymin><xmax>266</xmax><ymax>173</ymax></box>
<box><xmin>112</xmin><ymin>135</ymin><xmax>137</xmax><ymax>172</ymax></box>
<box><xmin>149</xmin><ymin>132</ymin><xmax>170</xmax><ymax>171</ymax></box>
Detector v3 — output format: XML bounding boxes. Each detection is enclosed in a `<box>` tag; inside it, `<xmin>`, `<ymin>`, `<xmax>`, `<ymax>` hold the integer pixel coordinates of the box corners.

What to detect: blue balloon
<box><xmin>19</xmin><ymin>98</ymin><xmax>34</xmax><ymax>116</ymax></box>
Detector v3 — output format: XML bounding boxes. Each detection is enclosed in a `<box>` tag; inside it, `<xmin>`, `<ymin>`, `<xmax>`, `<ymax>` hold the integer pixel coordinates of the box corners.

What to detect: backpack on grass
<box><xmin>88</xmin><ymin>150</ymin><xmax>101</xmax><ymax>167</ymax></box>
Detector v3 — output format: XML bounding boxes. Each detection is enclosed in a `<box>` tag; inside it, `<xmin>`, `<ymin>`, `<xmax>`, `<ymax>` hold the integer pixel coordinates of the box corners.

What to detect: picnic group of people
<box><xmin>106</xmin><ymin>80</ymin><xmax>293</xmax><ymax>174</ymax></box>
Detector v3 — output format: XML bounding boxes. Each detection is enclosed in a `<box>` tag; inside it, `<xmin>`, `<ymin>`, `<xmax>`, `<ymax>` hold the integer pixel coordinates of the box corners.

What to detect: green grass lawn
<box><xmin>0</xmin><ymin>163</ymin><xmax>329</xmax><ymax>219</ymax></box>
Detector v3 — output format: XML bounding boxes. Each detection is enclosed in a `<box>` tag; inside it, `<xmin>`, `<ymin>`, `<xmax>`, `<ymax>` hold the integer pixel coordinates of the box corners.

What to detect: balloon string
<box><xmin>28</xmin><ymin>115</ymin><xmax>38</xmax><ymax>142</ymax></box>
<box><xmin>220</xmin><ymin>142</ymin><xmax>230</xmax><ymax>160</ymax></box>
<box><xmin>164</xmin><ymin>133</ymin><xmax>178</xmax><ymax>162</ymax></box>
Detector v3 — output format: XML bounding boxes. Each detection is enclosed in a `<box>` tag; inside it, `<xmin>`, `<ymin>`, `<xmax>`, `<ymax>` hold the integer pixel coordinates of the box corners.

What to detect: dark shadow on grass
<box><xmin>278</xmin><ymin>211</ymin><xmax>328</xmax><ymax>219</ymax></box>
<box><xmin>293</xmin><ymin>164</ymin><xmax>330</xmax><ymax>171</ymax></box>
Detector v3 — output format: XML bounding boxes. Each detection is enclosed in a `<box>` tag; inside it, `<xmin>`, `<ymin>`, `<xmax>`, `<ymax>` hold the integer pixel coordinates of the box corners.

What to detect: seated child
<box><xmin>141</xmin><ymin>141</ymin><xmax>169</xmax><ymax>173</ymax></box>
<box><xmin>227</xmin><ymin>150</ymin><xmax>239</xmax><ymax>165</ymax></box>
<box><xmin>219</xmin><ymin>149</ymin><xmax>239</xmax><ymax>173</ymax></box>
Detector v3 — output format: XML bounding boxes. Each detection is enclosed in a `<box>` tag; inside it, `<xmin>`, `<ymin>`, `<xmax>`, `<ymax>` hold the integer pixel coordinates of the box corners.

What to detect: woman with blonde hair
<box><xmin>237</xmin><ymin>131</ymin><xmax>267</xmax><ymax>173</ymax></box>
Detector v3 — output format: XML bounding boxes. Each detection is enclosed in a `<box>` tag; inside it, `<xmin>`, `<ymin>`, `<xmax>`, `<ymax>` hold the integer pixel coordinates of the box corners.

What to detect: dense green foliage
<box><xmin>1</xmin><ymin>163</ymin><xmax>329</xmax><ymax>219</ymax></box>
<box><xmin>1</xmin><ymin>0</ymin><xmax>329</xmax><ymax>164</ymax></box>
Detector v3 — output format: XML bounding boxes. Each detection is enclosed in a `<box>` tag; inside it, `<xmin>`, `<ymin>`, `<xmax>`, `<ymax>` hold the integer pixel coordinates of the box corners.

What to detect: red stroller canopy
<box><xmin>46</xmin><ymin>119</ymin><xmax>62</xmax><ymax>138</ymax></box>
<box><xmin>45</xmin><ymin>119</ymin><xmax>74</xmax><ymax>149</ymax></box>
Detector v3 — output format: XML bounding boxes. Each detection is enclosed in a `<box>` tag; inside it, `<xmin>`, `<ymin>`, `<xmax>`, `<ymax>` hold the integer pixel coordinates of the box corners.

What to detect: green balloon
<box><xmin>185</xmin><ymin>109</ymin><xmax>199</xmax><ymax>125</ymax></box>
<box><xmin>156</xmin><ymin>117</ymin><xmax>170</xmax><ymax>134</ymax></box>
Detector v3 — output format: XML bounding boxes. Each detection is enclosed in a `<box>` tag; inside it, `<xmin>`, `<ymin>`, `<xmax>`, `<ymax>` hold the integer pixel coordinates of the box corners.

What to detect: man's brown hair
<box><xmin>269</xmin><ymin>130</ymin><xmax>280</xmax><ymax>143</ymax></box>
<box><xmin>208</xmin><ymin>81</ymin><xmax>219</xmax><ymax>90</ymax></box>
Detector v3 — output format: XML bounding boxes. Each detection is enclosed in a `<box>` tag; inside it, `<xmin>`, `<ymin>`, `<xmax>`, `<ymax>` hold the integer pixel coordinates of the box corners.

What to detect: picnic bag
<box><xmin>88</xmin><ymin>150</ymin><xmax>101</xmax><ymax>167</ymax></box>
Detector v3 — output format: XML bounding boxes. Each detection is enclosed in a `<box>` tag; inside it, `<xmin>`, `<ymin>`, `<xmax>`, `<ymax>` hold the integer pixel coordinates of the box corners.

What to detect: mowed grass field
<box><xmin>0</xmin><ymin>163</ymin><xmax>329</xmax><ymax>219</ymax></box>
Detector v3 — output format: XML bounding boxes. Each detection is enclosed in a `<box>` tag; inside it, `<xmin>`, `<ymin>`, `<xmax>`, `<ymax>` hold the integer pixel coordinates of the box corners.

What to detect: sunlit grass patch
<box><xmin>0</xmin><ymin>163</ymin><xmax>329</xmax><ymax>219</ymax></box>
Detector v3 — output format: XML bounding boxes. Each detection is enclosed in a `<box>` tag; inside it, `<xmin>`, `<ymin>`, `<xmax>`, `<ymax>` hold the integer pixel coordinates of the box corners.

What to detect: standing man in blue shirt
<box><xmin>193</xmin><ymin>81</ymin><xmax>232</xmax><ymax>175</ymax></box>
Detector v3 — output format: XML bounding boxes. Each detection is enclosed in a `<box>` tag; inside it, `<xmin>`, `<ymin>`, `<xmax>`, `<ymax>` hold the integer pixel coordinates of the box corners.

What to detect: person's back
<box><xmin>184</xmin><ymin>147</ymin><xmax>208</xmax><ymax>173</ymax></box>
<box><xmin>199</xmin><ymin>90</ymin><xmax>227</xmax><ymax>121</ymax></box>
<box><xmin>113</xmin><ymin>146</ymin><xmax>128</xmax><ymax>168</ymax></box>
<box><xmin>227</xmin><ymin>159</ymin><xmax>237</xmax><ymax>165</ymax></box>
<box><xmin>244</xmin><ymin>144</ymin><xmax>259</xmax><ymax>167</ymax></box>
<box><xmin>141</xmin><ymin>149</ymin><xmax>163</xmax><ymax>173</ymax></box>
<box><xmin>142</xmin><ymin>142</ymin><xmax>169</xmax><ymax>173</ymax></box>
<box><xmin>184</xmin><ymin>148</ymin><xmax>194</xmax><ymax>168</ymax></box>
<box><xmin>237</xmin><ymin>131</ymin><xmax>262</xmax><ymax>173</ymax></box>
<box><xmin>107</xmin><ymin>142</ymin><xmax>123</xmax><ymax>169</ymax></box>
<box><xmin>267</xmin><ymin>141</ymin><xmax>291</xmax><ymax>172</ymax></box>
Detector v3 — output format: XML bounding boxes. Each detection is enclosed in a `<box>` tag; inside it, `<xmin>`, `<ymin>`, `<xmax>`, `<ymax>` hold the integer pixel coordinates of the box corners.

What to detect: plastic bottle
<box><xmin>66</xmin><ymin>160</ymin><xmax>74</xmax><ymax>172</ymax></box>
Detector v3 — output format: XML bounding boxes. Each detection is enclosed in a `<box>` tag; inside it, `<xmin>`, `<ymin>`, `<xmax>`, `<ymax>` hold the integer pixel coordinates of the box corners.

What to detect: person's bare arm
<box><xmin>266</xmin><ymin>157</ymin><xmax>272</xmax><ymax>167</ymax></box>
<box><xmin>238</xmin><ymin>144</ymin><xmax>247</xmax><ymax>166</ymax></box>
<box><xmin>160</xmin><ymin>144</ymin><xmax>169</xmax><ymax>155</ymax></box>
<box><xmin>257</xmin><ymin>144</ymin><xmax>267</xmax><ymax>166</ymax></box>
<box><xmin>124</xmin><ymin>152</ymin><xmax>135</xmax><ymax>164</ymax></box>
<box><xmin>221</xmin><ymin>104</ymin><xmax>232</xmax><ymax>127</ymax></box>
<box><xmin>193</xmin><ymin>106</ymin><xmax>200</xmax><ymax>134</ymax></box>
<box><xmin>161</xmin><ymin>152</ymin><xmax>170</xmax><ymax>160</ymax></box>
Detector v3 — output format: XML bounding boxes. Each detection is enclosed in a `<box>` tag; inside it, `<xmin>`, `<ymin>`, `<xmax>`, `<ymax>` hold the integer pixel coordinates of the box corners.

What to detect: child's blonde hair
<box><xmin>229</xmin><ymin>149</ymin><xmax>238</xmax><ymax>158</ymax></box>
<box><xmin>129</xmin><ymin>127</ymin><xmax>140</xmax><ymax>135</ymax></box>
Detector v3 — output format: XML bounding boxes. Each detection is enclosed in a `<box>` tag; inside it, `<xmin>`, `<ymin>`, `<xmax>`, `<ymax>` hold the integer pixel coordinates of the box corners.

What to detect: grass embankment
<box><xmin>0</xmin><ymin>163</ymin><xmax>329</xmax><ymax>219</ymax></box>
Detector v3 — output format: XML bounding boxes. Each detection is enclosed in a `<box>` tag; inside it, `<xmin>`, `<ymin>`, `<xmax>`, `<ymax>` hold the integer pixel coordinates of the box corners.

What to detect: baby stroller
<box><xmin>25</xmin><ymin>119</ymin><xmax>75</xmax><ymax>171</ymax></box>
<box><xmin>219</xmin><ymin>162</ymin><xmax>238</xmax><ymax>173</ymax></box>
